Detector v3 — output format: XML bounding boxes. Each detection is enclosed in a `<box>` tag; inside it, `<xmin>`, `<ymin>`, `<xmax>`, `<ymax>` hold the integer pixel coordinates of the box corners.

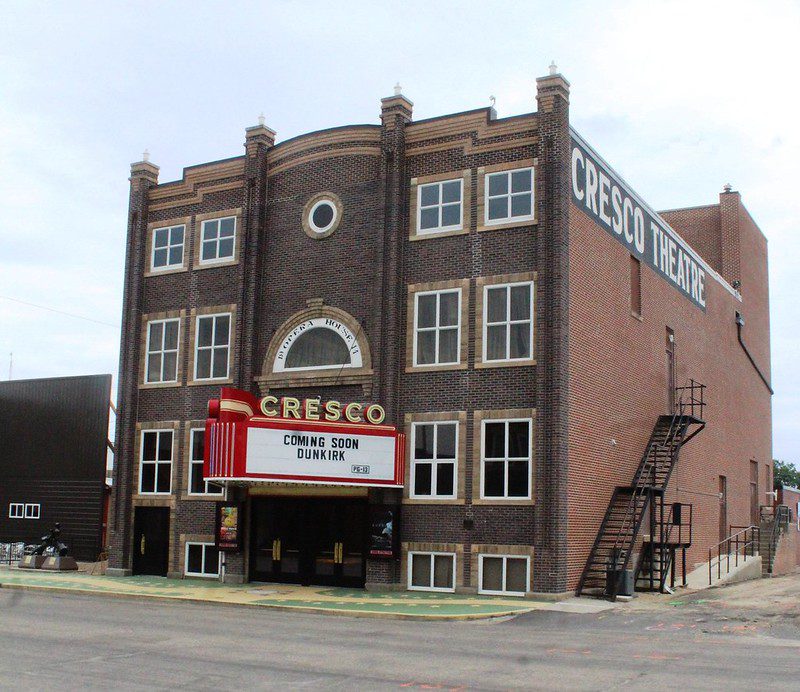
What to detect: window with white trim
<box><xmin>145</xmin><ymin>318</ymin><xmax>180</xmax><ymax>383</ymax></box>
<box><xmin>194</xmin><ymin>313</ymin><xmax>231</xmax><ymax>380</ymax></box>
<box><xmin>151</xmin><ymin>225</ymin><xmax>185</xmax><ymax>270</ymax></box>
<box><xmin>484</xmin><ymin>282</ymin><xmax>534</xmax><ymax>362</ymax></box>
<box><xmin>411</xmin><ymin>422</ymin><xmax>457</xmax><ymax>499</ymax></box>
<box><xmin>481</xmin><ymin>419</ymin><xmax>531</xmax><ymax>499</ymax></box>
<box><xmin>184</xmin><ymin>542</ymin><xmax>220</xmax><ymax>578</ymax></box>
<box><xmin>407</xmin><ymin>551</ymin><xmax>456</xmax><ymax>592</ymax></box>
<box><xmin>189</xmin><ymin>428</ymin><xmax>224</xmax><ymax>496</ymax></box>
<box><xmin>485</xmin><ymin>167</ymin><xmax>534</xmax><ymax>224</ymax></box>
<box><xmin>24</xmin><ymin>503</ymin><xmax>40</xmax><ymax>519</ymax></box>
<box><xmin>8</xmin><ymin>503</ymin><xmax>24</xmax><ymax>519</ymax></box>
<box><xmin>478</xmin><ymin>554</ymin><xmax>529</xmax><ymax>596</ymax></box>
<box><xmin>200</xmin><ymin>217</ymin><xmax>236</xmax><ymax>264</ymax></box>
<box><xmin>418</xmin><ymin>179</ymin><xmax>463</xmax><ymax>233</ymax></box>
<box><xmin>413</xmin><ymin>289</ymin><xmax>460</xmax><ymax>366</ymax></box>
<box><xmin>139</xmin><ymin>430</ymin><xmax>173</xmax><ymax>494</ymax></box>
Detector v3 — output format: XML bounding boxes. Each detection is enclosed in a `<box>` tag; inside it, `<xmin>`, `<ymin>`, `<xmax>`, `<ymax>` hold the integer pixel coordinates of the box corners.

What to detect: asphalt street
<box><xmin>1</xmin><ymin>580</ymin><xmax>799</xmax><ymax>690</ymax></box>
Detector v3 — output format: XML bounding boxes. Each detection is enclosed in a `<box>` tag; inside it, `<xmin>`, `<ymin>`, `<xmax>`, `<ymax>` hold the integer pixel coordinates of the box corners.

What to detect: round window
<box><xmin>302</xmin><ymin>193</ymin><xmax>342</xmax><ymax>239</ymax></box>
<box><xmin>310</xmin><ymin>200</ymin><xmax>336</xmax><ymax>233</ymax></box>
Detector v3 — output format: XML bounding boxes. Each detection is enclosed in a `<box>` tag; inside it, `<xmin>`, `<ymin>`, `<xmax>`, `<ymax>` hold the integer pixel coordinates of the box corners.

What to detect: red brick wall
<box><xmin>567</xmin><ymin>193</ymin><xmax>771</xmax><ymax>590</ymax></box>
<box><xmin>660</xmin><ymin>205</ymin><xmax>721</xmax><ymax>274</ymax></box>
<box><xmin>777</xmin><ymin>487</ymin><xmax>800</xmax><ymax>568</ymax></box>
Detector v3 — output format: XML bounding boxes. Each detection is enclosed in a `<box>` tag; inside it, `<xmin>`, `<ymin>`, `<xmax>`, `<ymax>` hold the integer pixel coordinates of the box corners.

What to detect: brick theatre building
<box><xmin>108</xmin><ymin>68</ymin><xmax>772</xmax><ymax>598</ymax></box>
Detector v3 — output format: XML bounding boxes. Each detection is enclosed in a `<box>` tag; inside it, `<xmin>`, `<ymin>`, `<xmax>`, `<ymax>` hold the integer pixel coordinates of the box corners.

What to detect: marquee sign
<box><xmin>204</xmin><ymin>388</ymin><xmax>404</xmax><ymax>487</ymax></box>
<box><xmin>570</xmin><ymin>129</ymin><xmax>708</xmax><ymax>311</ymax></box>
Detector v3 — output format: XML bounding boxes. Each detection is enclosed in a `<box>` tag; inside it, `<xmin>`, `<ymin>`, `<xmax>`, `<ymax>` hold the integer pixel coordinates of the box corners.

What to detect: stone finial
<box><xmin>723</xmin><ymin>183</ymin><xmax>733</xmax><ymax>193</ymax></box>
<box><xmin>549</xmin><ymin>60</ymin><xmax>558</xmax><ymax>76</ymax></box>
<box><xmin>394</xmin><ymin>82</ymin><xmax>402</xmax><ymax>96</ymax></box>
<box><xmin>258</xmin><ymin>113</ymin><xmax>265</xmax><ymax>127</ymax></box>
<box><xmin>142</xmin><ymin>149</ymin><xmax>150</xmax><ymax>162</ymax></box>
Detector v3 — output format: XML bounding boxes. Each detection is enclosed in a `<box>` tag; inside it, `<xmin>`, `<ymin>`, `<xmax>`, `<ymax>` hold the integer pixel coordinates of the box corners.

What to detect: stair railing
<box><xmin>707</xmin><ymin>525</ymin><xmax>759</xmax><ymax>586</ymax></box>
<box><xmin>764</xmin><ymin>505</ymin><xmax>790</xmax><ymax>575</ymax></box>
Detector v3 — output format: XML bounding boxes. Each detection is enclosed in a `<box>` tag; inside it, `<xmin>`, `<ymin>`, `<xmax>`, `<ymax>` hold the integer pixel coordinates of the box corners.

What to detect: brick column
<box><xmin>533</xmin><ymin>72</ymin><xmax>571</xmax><ymax>594</ymax></box>
<box><xmin>719</xmin><ymin>186</ymin><xmax>742</xmax><ymax>287</ymax></box>
<box><xmin>364</xmin><ymin>89</ymin><xmax>412</xmax><ymax>589</ymax></box>
<box><xmin>107</xmin><ymin>157</ymin><xmax>159</xmax><ymax>575</ymax></box>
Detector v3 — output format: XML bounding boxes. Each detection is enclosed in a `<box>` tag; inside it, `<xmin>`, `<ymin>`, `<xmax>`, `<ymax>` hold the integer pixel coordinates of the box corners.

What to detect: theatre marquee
<box><xmin>204</xmin><ymin>388</ymin><xmax>405</xmax><ymax>487</ymax></box>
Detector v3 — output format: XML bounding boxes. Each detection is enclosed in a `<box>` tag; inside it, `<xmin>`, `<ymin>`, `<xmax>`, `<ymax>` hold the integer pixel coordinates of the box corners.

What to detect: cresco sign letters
<box><xmin>570</xmin><ymin>132</ymin><xmax>707</xmax><ymax>310</ymax></box>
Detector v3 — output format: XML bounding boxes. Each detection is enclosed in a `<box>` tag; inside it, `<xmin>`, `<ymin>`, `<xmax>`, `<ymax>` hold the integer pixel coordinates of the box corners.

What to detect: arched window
<box><xmin>272</xmin><ymin>317</ymin><xmax>364</xmax><ymax>373</ymax></box>
<box><xmin>285</xmin><ymin>327</ymin><xmax>351</xmax><ymax>370</ymax></box>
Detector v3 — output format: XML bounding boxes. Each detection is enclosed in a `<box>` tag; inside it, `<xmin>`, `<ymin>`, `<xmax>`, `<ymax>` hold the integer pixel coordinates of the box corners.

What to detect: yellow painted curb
<box><xmin>0</xmin><ymin>581</ymin><xmax>535</xmax><ymax>621</ymax></box>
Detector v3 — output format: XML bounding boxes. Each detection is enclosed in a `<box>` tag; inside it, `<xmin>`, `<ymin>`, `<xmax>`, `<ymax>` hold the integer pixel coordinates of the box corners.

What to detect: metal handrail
<box><xmin>675</xmin><ymin>379</ymin><xmax>706</xmax><ymax>420</ymax></box>
<box><xmin>708</xmin><ymin>525</ymin><xmax>759</xmax><ymax>586</ymax></box>
<box><xmin>764</xmin><ymin>505</ymin><xmax>790</xmax><ymax>574</ymax></box>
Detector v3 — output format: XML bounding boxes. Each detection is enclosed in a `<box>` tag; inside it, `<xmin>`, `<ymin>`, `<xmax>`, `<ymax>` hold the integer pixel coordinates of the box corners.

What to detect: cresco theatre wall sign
<box><xmin>570</xmin><ymin>129</ymin><xmax>707</xmax><ymax>310</ymax></box>
<box><xmin>204</xmin><ymin>388</ymin><xmax>405</xmax><ymax>487</ymax></box>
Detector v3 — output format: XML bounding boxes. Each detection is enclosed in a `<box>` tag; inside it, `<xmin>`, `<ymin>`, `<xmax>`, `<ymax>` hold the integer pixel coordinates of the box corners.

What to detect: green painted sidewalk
<box><xmin>0</xmin><ymin>566</ymin><xmax>545</xmax><ymax>620</ymax></box>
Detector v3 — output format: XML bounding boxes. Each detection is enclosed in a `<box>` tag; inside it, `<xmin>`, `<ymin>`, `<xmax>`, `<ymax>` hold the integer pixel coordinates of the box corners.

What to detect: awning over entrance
<box><xmin>204</xmin><ymin>388</ymin><xmax>405</xmax><ymax>488</ymax></box>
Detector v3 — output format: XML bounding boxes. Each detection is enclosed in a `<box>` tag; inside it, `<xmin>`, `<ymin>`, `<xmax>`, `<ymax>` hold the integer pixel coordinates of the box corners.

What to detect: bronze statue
<box><xmin>30</xmin><ymin>523</ymin><xmax>70</xmax><ymax>557</ymax></box>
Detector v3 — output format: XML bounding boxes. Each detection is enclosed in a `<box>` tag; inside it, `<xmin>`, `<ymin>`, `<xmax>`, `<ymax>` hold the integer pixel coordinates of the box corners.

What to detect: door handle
<box><xmin>140</xmin><ymin>535</ymin><xmax>145</xmax><ymax>555</ymax></box>
<box><xmin>335</xmin><ymin>542</ymin><xmax>343</xmax><ymax>564</ymax></box>
<box><xmin>275</xmin><ymin>538</ymin><xmax>281</xmax><ymax>562</ymax></box>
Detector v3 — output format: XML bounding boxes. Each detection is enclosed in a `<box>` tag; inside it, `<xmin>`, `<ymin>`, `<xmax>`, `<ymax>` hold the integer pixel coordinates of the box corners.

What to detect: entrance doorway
<box><xmin>249</xmin><ymin>498</ymin><xmax>367</xmax><ymax>588</ymax></box>
<box><xmin>132</xmin><ymin>506</ymin><xmax>170</xmax><ymax>576</ymax></box>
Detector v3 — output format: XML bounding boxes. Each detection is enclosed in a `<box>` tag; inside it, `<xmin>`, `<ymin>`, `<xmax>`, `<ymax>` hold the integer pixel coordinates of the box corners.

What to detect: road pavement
<box><xmin>1</xmin><ymin>575</ymin><xmax>799</xmax><ymax>690</ymax></box>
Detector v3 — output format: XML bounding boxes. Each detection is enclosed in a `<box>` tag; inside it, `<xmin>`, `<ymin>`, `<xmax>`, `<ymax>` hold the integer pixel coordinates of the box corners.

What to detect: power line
<box><xmin>0</xmin><ymin>295</ymin><xmax>119</xmax><ymax>328</ymax></box>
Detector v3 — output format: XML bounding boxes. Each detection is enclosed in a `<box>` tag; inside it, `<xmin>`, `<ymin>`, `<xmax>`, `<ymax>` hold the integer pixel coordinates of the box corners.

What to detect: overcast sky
<box><xmin>1</xmin><ymin>1</ymin><xmax>797</xmax><ymax>462</ymax></box>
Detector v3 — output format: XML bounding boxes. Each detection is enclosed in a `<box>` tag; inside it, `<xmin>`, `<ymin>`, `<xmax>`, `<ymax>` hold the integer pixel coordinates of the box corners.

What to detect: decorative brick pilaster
<box><xmin>108</xmin><ymin>158</ymin><xmax>159</xmax><ymax>573</ymax></box>
<box><xmin>533</xmin><ymin>71</ymin><xmax>571</xmax><ymax>593</ymax></box>
<box><xmin>720</xmin><ymin>187</ymin><xmax>742</xmax><ymax>287</ymax></box>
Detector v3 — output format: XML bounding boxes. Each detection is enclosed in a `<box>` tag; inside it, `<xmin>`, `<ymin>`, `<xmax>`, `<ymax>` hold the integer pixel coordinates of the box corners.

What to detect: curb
<box><xmin>0</xmin><ymin>581</ymin><xmax>534</xmax><ymax>622</ymax></box>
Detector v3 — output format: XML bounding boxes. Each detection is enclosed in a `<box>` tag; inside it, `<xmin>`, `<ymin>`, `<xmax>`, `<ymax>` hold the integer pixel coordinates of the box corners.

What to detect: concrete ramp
<box><xmin>684</xmin><ymin>553</ymin><xmax>762</xmax><ymax>590</ymax></box>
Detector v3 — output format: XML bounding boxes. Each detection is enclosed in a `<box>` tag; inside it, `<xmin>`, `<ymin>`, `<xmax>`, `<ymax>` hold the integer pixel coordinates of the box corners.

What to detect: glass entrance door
<box><xmin>249</xmin><ymin>497</ymin><xmax>367</xmax><ymax>588</ymax></box>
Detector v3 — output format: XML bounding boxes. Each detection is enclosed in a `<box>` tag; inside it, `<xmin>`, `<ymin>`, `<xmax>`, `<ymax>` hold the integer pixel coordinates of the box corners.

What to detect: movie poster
<box><xmin>369</xmin><ymin>505</ymin><xmax>399</xmax><ymax>558</ymax></box>
<box><xmin>215</xmin><ymin>503</ymin><xmax>242</xmax><ymax>552</ymax></box>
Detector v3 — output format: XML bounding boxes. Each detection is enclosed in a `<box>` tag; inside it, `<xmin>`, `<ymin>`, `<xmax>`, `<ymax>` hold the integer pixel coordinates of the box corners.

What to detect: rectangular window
<box><xmin>478</xmin><ymin>555</ymin><xmax>529</xmax><ymax>596</ymax></box>
<box><xmin>145</xmin><ymin>318</ymin><xmax>180</xmax><ymax>383</ymax></box>
<box><xmin>630</xmin><ymin>255</ymin><xmax>642</xmax><ymax>316</ymax></box>
<box><xmin>484</xmin><ymin>282</ymin><xmax>533</xmax><ymax>362</ymax></box>
<box><xmin>139</xmin><ymin>430</ymin><xmax>173</xmax><ymax>494</ymax></box>
<box><xmin>151</xmin><ymin>225</ymin><xmax>185</xmax><ymax>271</ymax></box>
<box><xmin>481</xmin><ymin>419</ymin><xmax>532</xmax><ymax>499</ymax></box>
<box><xmin>407</xmin><ymin>552</ymin><xmax>456</xmax><ymax>592</ymax></box>
<box><xmin>184</xmin><ymin>542</ymin><xmax>220</xmax><ymax>578</ymax></box>
<box><xmin>8</xmin><ymin>503</ymin><xmax>24</xmax><ymax>519</ymax></box>
<box><xmin>418</xmin><ymin>179</ymin><xmax>463</xmax><ymax>233</ymax></box>
<box><xmin>189</xmin><ymin>428</ymin><xmax>224</xmax><ymax>496</ymax></box>
<box><xmin>200</xmin><ymin>217</ymin><xmax>236</xmax><ymax>264</ymax></box>
<box><xmin>194</xmin><ymin>313</ymin><xmax>231</xmax><ymax>380</ymax></box>
<box><xmin>485</xmin><ymin>167</ymin><xmax>534</xmax><ymax>225</ymax></box>
<box><xmin>411</xmin><ymin>422</ymin><xmax>457</xmax><ymax>499</ymax></box>
<box><xmin>24</xmin><ymin>503</ymin><xmax>40</xmax><ymax>519</ymax></box>
<box><xmin>414</xmin><ymin>289</ymin><xmax>460</xmax><ymax>366</ymax></box>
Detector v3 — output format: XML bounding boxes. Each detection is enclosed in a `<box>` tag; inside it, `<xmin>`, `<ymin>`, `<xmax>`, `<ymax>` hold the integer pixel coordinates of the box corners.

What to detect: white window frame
<box><xmin>199</xmin><ymin>216</ymin><xmax>236</xmax><ymax>265</ymax></box>
<box><xmin>150</xmin><ymin>224</ymin><xmax>185</xmax><ymax>271</ymax></box>
<box><xmin>184</xmin><ymin>541</ymin><xmax>220</xmax><ymax>578</ymax></box>
<box><xmin>308</xmin><ymin>199</ymin><xmax>338</xmax><ymax>234</ymax></box>
<box><xmin>194</xmin><ymin>313</ymin><xmax>231</xmax><ymax>381</ymax></box>
<box><xmin>480</xmin><ymin>418</ymin><xmax>532</xmax><ymax>500</ymax></box>
<box><xmin>24</xmin><ymin>503</ymin><xmax>40</xmax><ymax>519</ymax></box>
<box><xmin>484</xmin><ymin>167</ymin><xmax>535</xmax><ymax>226</ymax></box>
<box><xmin>407</xmin><ymin>551</ymin><xmax>456</xmax><ymax>593</ymax></box>
<box><xmin>412</xmin><ymin>289</ymin><xmax>461</xmax><ymax>367</ymax></box>
<box><xmin>188</xmin><ymin>428</ymin><xmax>225</xmax><ymax>497</ymax></box>
<box><xmin>483</xmin><ymin>282</ymin><xmax>534</xmax><ymax>363</ymax></box>
<box><xmin>417</xmin><ymin>178</ymin><xmax>463</xmax><ymax>234</ymax></box>
<box><xmin>8</xmin><ymin>503</ymin><xmax>24</xmax><ymax>519</ymax></box>
<box><xmin>138</xmin><ymin>429</ymin><xmax>173</xmax><ymax>495</ymax></box>
<box><xmin>478</xmin><ymin>554</ymin><xmax>530</xmax><ymax>596</ymax></box>
<box><xmin>145</xmin><ymin>318</ymin><xmax>180</xmax><ymax>384</ymax></box>
<box><xmin>410</xmin><ymin>421</ymin><xmax>458</xmax><ymax>499</ymax></box>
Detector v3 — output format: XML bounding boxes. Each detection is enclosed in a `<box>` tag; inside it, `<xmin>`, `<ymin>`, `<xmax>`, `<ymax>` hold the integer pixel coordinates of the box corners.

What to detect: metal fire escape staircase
<box><xmin>577</xmin><ymin>381</ymin><xmax>706</xmax><ymax>599</ymax></box>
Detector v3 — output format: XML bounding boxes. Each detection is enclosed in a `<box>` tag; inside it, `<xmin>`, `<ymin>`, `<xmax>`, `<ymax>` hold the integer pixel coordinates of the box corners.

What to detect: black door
<box><xmin>132</xmin><ymin>507</ymin><xmax>170</xmax><ymax>576</ymax></box>
<box><xmin>249</xmin><ymin>498</ymin><xmax>366</xmax><ymax>588</ymax></box>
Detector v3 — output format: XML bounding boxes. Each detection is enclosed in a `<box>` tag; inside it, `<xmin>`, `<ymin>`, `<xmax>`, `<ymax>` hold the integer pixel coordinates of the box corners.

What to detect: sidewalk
<box><xmin>0</xmin><ymin>566</ymin><xmax>614</xmax><ymax>620</ymax></box>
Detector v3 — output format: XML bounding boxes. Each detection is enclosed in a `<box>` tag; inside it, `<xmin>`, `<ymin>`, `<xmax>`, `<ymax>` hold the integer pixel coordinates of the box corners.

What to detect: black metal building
<box><xmin>0</xmin><ymin>374</ymin><xmax>112</xmax><ymax>560</ymax></box>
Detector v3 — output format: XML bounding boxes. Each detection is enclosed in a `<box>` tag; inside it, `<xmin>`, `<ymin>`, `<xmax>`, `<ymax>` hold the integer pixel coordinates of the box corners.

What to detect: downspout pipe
<box><xmin>735</xmin><ymin>311</ymin><xmax>774</xmax><ymax>395</ymax></box>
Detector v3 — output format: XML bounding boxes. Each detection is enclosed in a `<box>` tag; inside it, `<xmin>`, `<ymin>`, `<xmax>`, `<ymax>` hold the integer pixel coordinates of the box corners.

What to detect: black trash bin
<box><xmin>606</xmin><ymin>567</ymin><xmax>634</xmax><ymax>596</ymax></box>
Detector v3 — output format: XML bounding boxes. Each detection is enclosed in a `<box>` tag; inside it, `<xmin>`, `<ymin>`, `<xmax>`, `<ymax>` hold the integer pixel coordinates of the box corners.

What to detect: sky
<box><xmin>1</xmin><ymin>0</ymin><xmax>798</xmax><ymax>462</ymax></box>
